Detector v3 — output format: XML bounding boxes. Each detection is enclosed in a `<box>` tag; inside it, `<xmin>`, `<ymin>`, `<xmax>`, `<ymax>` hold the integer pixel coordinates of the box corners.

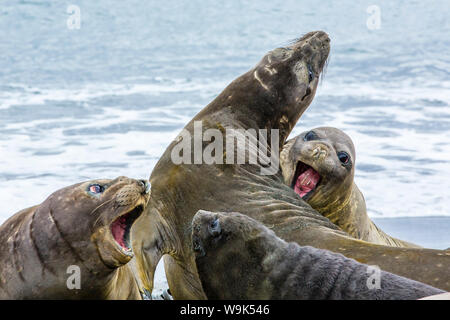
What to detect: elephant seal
<box><xmin>132</xmin><ymin>31</ymin><xmax>450</xmax><ymax>299</ymax></box>
<box><xmin>192</xmin><ymin>210</ymin><xmax>444</xmax><ymax>299</ymax></box>
<box><xmin>280</xmin><ymin>127</ymin><xmax>418</xmax><ymax>247</ymax></box>
<box><xmin>0</xmin><ymin>176</ymin><xmax>150</xmax><ymax>299</ymax></box>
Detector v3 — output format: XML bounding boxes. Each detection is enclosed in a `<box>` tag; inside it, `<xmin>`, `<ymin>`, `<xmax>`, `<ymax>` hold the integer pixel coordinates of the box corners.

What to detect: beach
<box><xmin>373</xmin><ymin>216</ymin><xmax>450</xmax><ymax>250</ymax></box>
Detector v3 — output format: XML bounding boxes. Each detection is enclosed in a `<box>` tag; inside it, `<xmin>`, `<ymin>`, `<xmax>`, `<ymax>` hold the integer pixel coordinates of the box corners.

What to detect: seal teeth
<box><xmin>293</xmin><ymin>162</ymin><xmax>321</xmax><ymax>199</ymax></box>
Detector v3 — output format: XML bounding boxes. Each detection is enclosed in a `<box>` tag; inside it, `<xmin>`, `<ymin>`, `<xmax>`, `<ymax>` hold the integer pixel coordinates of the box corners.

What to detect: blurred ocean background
<box><xmin>1</xmin><ymin>1</ymin><xmax>449</xmax><ymax>292</ymax></box>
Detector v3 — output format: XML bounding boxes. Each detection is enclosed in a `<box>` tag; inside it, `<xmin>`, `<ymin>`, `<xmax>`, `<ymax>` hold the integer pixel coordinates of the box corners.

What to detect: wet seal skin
<box><xmin>192</xmin><ymin>210</ymin><xmax>445</xmax><ymax>300</ymax></box>
<box><xmin>280</xmin><ymin>127</ymin><xmax>418</xmax><ymax>247</ymax></box>
<box><xmin>0</xmin><ymin>176</ymin><xmax>150</xmax><ymax>299</ymax></box>
<box><xmin>132</xmin><ymin>31</ymin><xmax>450</xmax><ymax>299</ymax></box>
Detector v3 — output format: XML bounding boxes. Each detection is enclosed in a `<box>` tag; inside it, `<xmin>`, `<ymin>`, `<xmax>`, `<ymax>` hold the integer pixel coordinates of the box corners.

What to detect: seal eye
<box><xmin>303</xmin><ymin>131</ymin><xmax>318</xmax><ymax>142</ymax></box>
<box><xmin>208</xmin><ymin>218</ymin><xmax>221</xmax><ymax>237</ymax></box>
<box><xmin>308</xmin><ymin>65</ymin><xmax>314</xmax><ymax>83</ymax></box>
<box><xmin>337</xmin><ymin>151</ymin><xmax>350</xmax><ymax>165</ymax></box>
<box><xmin>210</xmin><ymin>219</ymin><xmax>219</xmax><ymax>229</ymax></box>
<box><xmin>88</xmin><ymin>184</ymin><xmax>104</xmax><ymax>194</ymax></box>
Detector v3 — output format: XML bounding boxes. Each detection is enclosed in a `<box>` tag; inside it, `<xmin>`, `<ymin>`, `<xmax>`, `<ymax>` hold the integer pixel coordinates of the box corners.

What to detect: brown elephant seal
<box><xmin>0</xmin><ymin>176</ymin><xmax>150</xmax><ymax>299</ymax></box>
<box><xmin>192</xmin><ymin>210</ymin><xmax>444</xmax><ymax>300</ymax></box>
<box><xmin>132</xmin><ymin>31</ymin><xmax>450</xmax><ymax>299</ymax></box>
<box><xmin>280</xmin><ymin>127</ymin><xmax>418</xmax><ymax>247</ymax></box>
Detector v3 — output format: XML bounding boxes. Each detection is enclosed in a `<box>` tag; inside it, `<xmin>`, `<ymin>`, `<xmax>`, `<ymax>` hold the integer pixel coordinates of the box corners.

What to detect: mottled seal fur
<box><xmin>192</xmin><ymin>210</ymin><xmax>444</xmax><ymax>300</ymax></box>
<box><xmin>280</xmin><ymin>127</ymin><xmax>418</xmax><ymax>247</ymax></box>
<box><xmin>0</xmin><ymin>177</ymin><xmax>150</xmax><ymax>299</ymax></box>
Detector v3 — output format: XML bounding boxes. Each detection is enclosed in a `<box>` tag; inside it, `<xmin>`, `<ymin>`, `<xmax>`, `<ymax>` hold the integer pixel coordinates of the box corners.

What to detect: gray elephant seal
<box><xmin>0</xmin><ymin>177</ymin><xmax>150</xmax><ymax>299</ymax></box>
<box><xmin>192</xmin><ymin>210</ymin><xmax>444</xmax><ymax>300</ymax></box>
<box><xmin>133</xmin><ymin>31</ymin><xmax>450</xmax><ymax>299</ymax></box>
<box><xmin>280</xmin><ymin>127</ymin><xmax>418</xmax><ymax>247</ymax></box>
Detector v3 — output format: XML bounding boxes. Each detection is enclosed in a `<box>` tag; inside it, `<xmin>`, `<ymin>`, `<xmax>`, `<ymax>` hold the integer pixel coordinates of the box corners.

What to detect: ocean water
<box><xmin>1</xmin><ymin>2</ymin><xmax>450</xmax><ymax>225</ymax></box>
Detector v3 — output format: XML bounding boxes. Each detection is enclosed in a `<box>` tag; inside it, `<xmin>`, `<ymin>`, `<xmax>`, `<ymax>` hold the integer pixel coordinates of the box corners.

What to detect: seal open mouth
<box><xmin>292</xmin><ymin>161</ymin><xmax>321</xmax><ymax>199</ymax></box>
<box><xmin>110</xmin><ymin>205</ymin><xmax>144</xmax><ymax>252</ymax></box>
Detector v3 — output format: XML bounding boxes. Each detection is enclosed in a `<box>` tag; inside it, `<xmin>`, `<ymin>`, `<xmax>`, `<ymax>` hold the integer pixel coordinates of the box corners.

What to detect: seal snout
<box><xmin>139</xmin><ymin>179</ymin><xmax>151</xmax><ymax>195</ymax></box>
<box><xmin>303</xmin><ymin>32</ymin><xmax>330</xmax><ymax>82</ymax></box>
<box><xmin>108</xmin><ymin>178</ymin><xmax>151</xmax><ymax>256</ymax></box>
<box><xmin>294</xmin><ymin>31</ymin><xmax>330</xmax><ymax>65</ymax></box>
<box><xmin>286</xmin><ymin>31</ymin><xmax>329</xmax><ymax>104</ymax></box>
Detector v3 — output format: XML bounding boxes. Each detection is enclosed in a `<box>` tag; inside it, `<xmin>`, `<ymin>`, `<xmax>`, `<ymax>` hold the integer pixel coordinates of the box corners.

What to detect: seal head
<box><xmin>0</xmin><ymin>176</ymin><xmax>151</xmax><ymax>299</ymax></box>
<box><xmin>280</xmin><ymin>127</ymin><xmax>419</xmax><ymax>247</ymax></box>
<box><xmin>192</xmin><ymin>210</ymin><xmax>283</xmax><ymax>299</ymax></box>
<box><xmin>86</xmin><ymin>177</ymin><xmax>151</xmax><ymax>267</ymax></box>
<box><xmin>280</xmin><ymin>127</ymin><xmax>355</xmax><ymax>206</ymax></box>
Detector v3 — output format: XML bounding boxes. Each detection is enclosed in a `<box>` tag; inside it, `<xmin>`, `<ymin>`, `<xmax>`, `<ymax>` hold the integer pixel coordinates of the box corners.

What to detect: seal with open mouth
<box><xmin>280</xmin><ymin>127</ymin><xmax>418</xmax><ymax>247</ymax></box>
<box><xmin>133</xmin><ymin>31</ymin><xmax>450</xmax><ymax>299</ymax></box>
<box><xmin>0</xmin><ymin>176</ymin><xmax>150</xmax><ymax>299</ymax></box>
<box><xmin>192</xmin><ymin>210</ymin><xmax>444</xmax><ymax>300</ymax></box>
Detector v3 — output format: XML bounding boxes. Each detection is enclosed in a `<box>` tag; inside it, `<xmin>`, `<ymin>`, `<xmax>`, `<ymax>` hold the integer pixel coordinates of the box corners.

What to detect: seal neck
<box><xmin>316</xmin><ymin>183</ymin><xmax>354</xmax><ymax>221</ymax></box>
<box><xmin>317</xmin><ymin>184</ymin><xmax>368</xmax><ymax>239</ymax></box>
<box><xmin>193</xmin><ymin>69</ymin><xmax>308</xmax><ymax>145</ymax></box>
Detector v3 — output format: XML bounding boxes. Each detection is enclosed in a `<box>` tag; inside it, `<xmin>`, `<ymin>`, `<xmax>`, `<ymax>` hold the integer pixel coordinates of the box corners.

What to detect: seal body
<box><xmin>280</xmin><ymin>127</ymin><xmax>418</xmax><ymax>247</ymax></box>
<box><xmin>192</xmin><ymin>210</ymin><xmax>445</xmax><ymax>300</ymax></box>
<box><xmin>133</xmin><ymin>31</ymin><xmax>450</xmax><ymax>299</ymax></box>
<box><xmin>0</xmin><ymin>177</ymin><xmax>150</xmax><ymax>299</ymax></box>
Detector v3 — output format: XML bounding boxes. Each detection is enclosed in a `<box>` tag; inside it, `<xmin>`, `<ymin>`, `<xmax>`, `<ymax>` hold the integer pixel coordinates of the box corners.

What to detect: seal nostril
<box><xmin>139</xmin><ymin>180</ymin><xmax>151</xmax><ymax>194</ymax></box>
<box><xmin>301</xmin><ymin>87</ymin><xmax>312</xmax><ymax>101</ymax></box>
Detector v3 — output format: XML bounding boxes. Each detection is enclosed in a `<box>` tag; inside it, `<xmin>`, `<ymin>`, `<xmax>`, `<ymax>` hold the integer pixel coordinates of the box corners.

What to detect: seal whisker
<box><xmin>320</xmin><ymin>54</ymin><xmax>330</xmax><ymax>85</ymax></box>
<box><xmin>91</xmin><ymin>199</ymin><xmax>117</xmax><ymax>229</ymax></box>
<box><xmin>90</xmin><ymin>198</ymin><xmax>115</xmax><ymax>216</ymax></box>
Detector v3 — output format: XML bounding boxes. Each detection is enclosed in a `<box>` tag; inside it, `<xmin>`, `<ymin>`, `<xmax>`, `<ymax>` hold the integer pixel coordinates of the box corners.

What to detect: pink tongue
<box><xmin>294</xmin><ymin>168</ymin><xmax>320</xmax><ymax>198</ymax></box>
<box><xmin>111</xmin><ymin>216</ymin><xmax>127</xmax><ymax>249</ymax></box>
